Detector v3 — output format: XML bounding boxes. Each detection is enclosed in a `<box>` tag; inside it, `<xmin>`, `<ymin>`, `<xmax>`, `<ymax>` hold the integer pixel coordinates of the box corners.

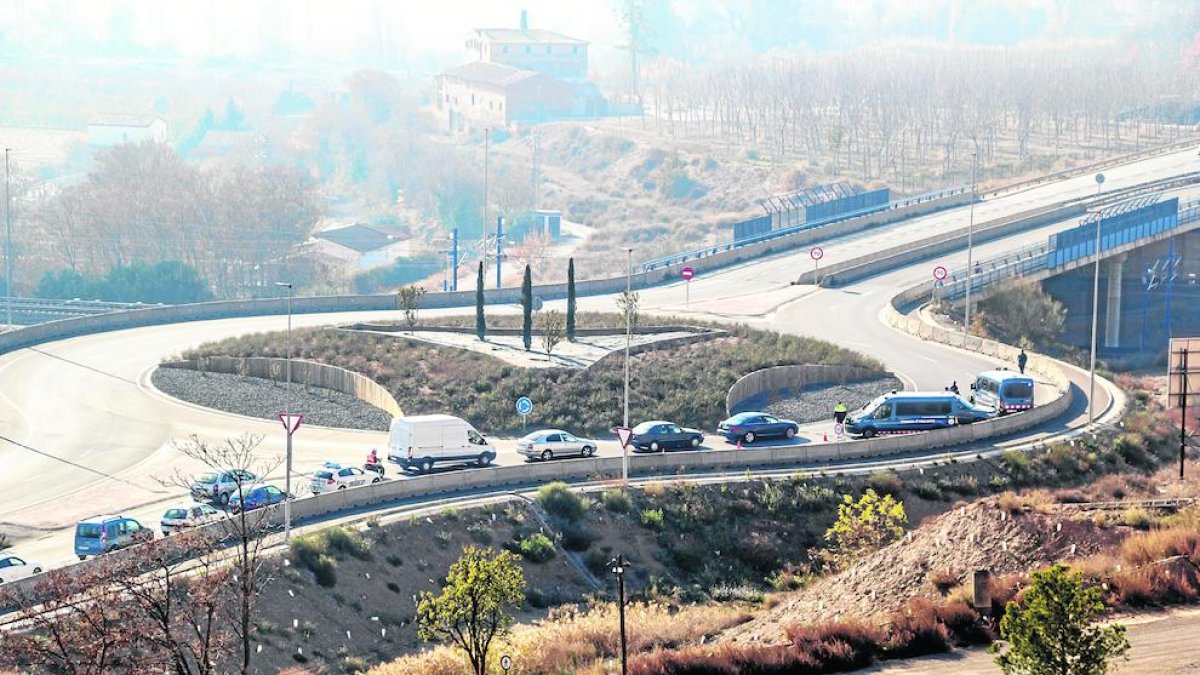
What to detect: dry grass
<box><xmin>368</xmin><ymin>602</ymin><xmax>750</xmax><ymax>675</ymax></box>
<box><xmin>1118</xmin><ymin>526</ymin><xmax>1200</xmax><ymax>567</ymax></box>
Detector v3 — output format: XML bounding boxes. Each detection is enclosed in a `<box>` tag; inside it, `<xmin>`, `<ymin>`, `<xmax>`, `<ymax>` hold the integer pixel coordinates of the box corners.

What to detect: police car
<box><xmin>310</xmin><ymin>462</ymin><xmax>382</xmax><ymax>494</ymax></box>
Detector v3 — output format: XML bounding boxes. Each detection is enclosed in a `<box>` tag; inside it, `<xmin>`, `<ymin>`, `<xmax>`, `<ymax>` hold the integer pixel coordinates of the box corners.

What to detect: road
<box><xmin>865</xmin><ymin>607</ymin><xmax>1200</xmax><ymax>674</ymax></box>
<box><xmin>0</xmin><ymin>145</ymin><xmax>1195</xmax><ymax>571</ymax></box>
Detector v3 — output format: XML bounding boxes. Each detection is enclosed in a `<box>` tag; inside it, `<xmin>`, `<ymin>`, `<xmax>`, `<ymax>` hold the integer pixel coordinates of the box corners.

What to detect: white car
<box><xmin>161</xmin><ymin>502</ymin><xmax>223</xmax><ymax>535</ymax></box>
<box><xmin>0</xmin><ymin>554</ymin><xmax>43</xmax><ymax>584</ymax></box>
<box><xmin>311</xmin><ymin>463</ymin><xmax>382</xmax><ymax>494</ymax></box>
<box><xmin>516</xmin><ymin>429</ymin><xmax>597</xmax><ymax>461</ymax></box>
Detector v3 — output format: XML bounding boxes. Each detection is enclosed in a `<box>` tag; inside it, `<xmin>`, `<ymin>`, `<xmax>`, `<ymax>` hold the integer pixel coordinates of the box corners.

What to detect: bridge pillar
<box><xmin>1104</xmin><ymin>254</ymin><xmax>1126</xmax><ymax>348</ymax></box>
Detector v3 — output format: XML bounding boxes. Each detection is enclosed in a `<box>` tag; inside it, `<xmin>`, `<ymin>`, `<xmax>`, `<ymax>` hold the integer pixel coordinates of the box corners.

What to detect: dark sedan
<box><xmin>718</xmin><ymin>412</ymin><xmax>800</xmax><ymax>443</ymax></box>
<box><xmin>630</xmin><ymin>420</ymin><xmax>704</xmax><ymax>452</ymax></box>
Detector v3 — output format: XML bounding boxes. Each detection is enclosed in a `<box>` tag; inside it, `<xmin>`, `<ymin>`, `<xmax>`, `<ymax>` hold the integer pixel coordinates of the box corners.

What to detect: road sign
<box><xmin>834</xmin><ymin>422</ymin><xmax>844</xmax><ymax>437</ymax></box>
<box><xmin>615</xmin><ymin>426</ymin><xmax>633</xmax><ymax>448</ymax></box>
<box><xmin>515</xmin><ymin>396</ymin><xmax>533</xmax><ymax>416</ymax></box>
<box><xmin>933</xmin><ymin>265</ymin><xmax>948</xmax><ymax>281</ymax></box>
<box><xmin>532</xmin><ymin>296</ymin><xmax>544</xmax><ymax>311</ymax></box>
<box><xmin>681</xmin><ymin>266</ymin><xmax>694</xmax><ymax>281</ymax></box>
<box><xmin>810</xmin><ymin>246</ymin><xmax>824</xmax><ymax>261</ymax></box>
<box><xmin>500</xmin><ymin>655</ymin><xmax>513</xmax><ymax>673</ymax></box>
<box><xmin>279</xmin><ymin>413</ymin><xmax>303</xmax><ymax>435</ymax></box>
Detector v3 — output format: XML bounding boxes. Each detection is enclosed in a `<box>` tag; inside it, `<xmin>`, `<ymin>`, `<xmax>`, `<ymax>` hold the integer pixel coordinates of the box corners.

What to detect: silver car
<box><xmin>517</xmin><ymin>429</ymin><xmax>597</xmax><ymax>461</ymax></box>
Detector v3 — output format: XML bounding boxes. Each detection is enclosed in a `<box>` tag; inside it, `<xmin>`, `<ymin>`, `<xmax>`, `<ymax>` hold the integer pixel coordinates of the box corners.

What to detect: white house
<box><xmin>86</xmin><ymin>114</ymin><xmax>169</xmax><ymax>146</ymax></box>
<box><xmin>310</xmin><ymin>223</ymin><xmax>413</xmax><ymax>271</ymax></box>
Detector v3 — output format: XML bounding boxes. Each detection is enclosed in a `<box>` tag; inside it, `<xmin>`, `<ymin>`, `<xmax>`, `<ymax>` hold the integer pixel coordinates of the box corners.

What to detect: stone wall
<box><xmin>725</xmin><ymin>364</ymin><xmax>891</xmax><ymax>415</ymax></box>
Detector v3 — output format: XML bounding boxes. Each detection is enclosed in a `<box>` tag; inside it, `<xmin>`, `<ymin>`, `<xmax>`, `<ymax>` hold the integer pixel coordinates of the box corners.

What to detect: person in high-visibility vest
<box><xmin>833</xmin><ymin>401</ymin><xmax>848</xmax><ymax>425</ymax></box>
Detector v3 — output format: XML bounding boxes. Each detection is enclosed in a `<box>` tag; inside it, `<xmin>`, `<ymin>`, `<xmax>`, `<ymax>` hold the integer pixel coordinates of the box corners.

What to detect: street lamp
<box><xmin>609</xmin><ymin>554</ymin><xmax>630</xmax><ymax>675</ymax></box>
<box><xmin>963</xmin><ymin>151</ymin><xmax>978</xmax><ymax>333</ymax></box>
<box><xmin>4</xmin><ymin>148</ymin><xmax>12</xmax><ymax>330</ymax></box>
<box><xmin>1088</xmin><ymin>173</ymin><xmax>1106</xmax><ymax>423</ymax></box>
<box><xmin>275</xmin><ymin>281</ymin><xmax>295</xmax><ymax>540</ymax></box>
<box><xmin>622</xmin><ymin>247</ymin><xmax>633</xmax><ymax>485</ymax></box>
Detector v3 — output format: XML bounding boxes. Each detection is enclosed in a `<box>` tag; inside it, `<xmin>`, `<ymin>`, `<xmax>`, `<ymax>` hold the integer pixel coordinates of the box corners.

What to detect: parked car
<box><xmin>228</xmin><ymin>485</ymin><xmax>289</xmax><ymax>514</ymax></box>
<box><xmin>845</xmin><ymin>392</ymin><xmax>994</xmax><ymax>438</ymax></box>
<box><xmin>629</xmin><ymin>421</ymin><xmax>705</xmax><ymax>452</ymax></box>
<box><xmin>160</xmin><ymin>502</ymin><xmax>223</xmax><ymax>536</ymax></box>
<box><xmin>517</xmin><ymin>429</ymin><xmax>597</xmax><ymax>461</ymax></box>
<box><xmin>0</xmin><ymin>554</ymin><xmax>43</xmax><ymax>584</ymax></box>
<box><xmin>190</xmin><ymin>469</ymin><xmax>258</xmax><ymax>506</ymax></box>
<box><xmin>74</xmin><ymin>515</ymin><xmax>154</xmax><ymax>560</ymax></box>
<box><xmin>718</xmin><ymin>412</ymin><xmax>800</xmax><ymax>443</ymax></box>
<box><xmin>311</xmin><ymin>462</ymin><xmax>382</xmax><ymax>494</ymax></box>
<box><xmin>970</xmin><ymin>370</ymin><xmax>1035</xmax><ymax>414</ymax></box>
<box><xmin>387</xmin><ymin>414</ymin><xmax>496</xmax><ymax>473</ymax></box>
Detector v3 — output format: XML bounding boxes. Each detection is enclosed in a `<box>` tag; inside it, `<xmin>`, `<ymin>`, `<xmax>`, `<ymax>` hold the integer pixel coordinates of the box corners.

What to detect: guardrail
<box><xmin>986</xmin><ymin>138</ymin><xmax>1200</xmax><ymax>199</ymax></box>
<box><xmin>0</xmin><ymin>297</ymin><xmax>162</xmax><ymax>326</ymax></box>
<box><xmin>1059</xmin><ymin>497</ymin><xmax>1198</xmax><ymax>512</ymax></box>
<box><xmin>642</xmin><ymin>187</ymin><xmax>969</xmax><ymax>272</ymax></box>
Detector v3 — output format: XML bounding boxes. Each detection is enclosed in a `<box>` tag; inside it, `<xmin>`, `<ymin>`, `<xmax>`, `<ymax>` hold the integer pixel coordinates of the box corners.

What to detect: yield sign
<box><xmin>615</xmin><ymin>426</ymin><xmax>633</xmax><ymax>448</ymax></box>
<box><xmin>279</xmin><ymin>412</ymin><xmax>304</xmax><ymax>435</ymax></box>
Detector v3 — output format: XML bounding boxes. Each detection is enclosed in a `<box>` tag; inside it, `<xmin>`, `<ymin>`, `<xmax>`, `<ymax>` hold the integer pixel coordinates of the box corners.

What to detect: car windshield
<box><xmin>1004</xmin><ymin>381</ymin><xmax>1034</xmax><ymax>398</ymax></box>
<box><xmin>313</xmin><ymin>471</ymin><xmax>334</xmax><ymax>480</ymax></box>
<box><xmin>76</xmin><ymin>523</ymin><xmax>103</xmax><ymax>538</ymax></box>
<box><xmin>164</xmin><ymin>509</ymin><xmax>187</xmax><ymax>519</ymax></box>
<box><xmin>196</xmin><ymin>473</ymin><xmax>217</xmax><ymax>484</ymax></box>
<box><xmin>632</xmin><ymin>423</ymin><xmax>656</xmax><ymax>433</ymax></box>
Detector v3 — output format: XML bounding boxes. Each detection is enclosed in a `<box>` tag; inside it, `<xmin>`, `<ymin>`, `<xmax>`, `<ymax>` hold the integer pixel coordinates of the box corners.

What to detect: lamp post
<box><xmin>1088</xmin><ymin>173</ymin><xmax>1105</xmax><ymax>423</ymax></box>
<box><xmin>4</xmin><ymin>148</ymin><xmax>12</xmax><ymax>330</ymax></box>
<box><xmin>609</xmin><ymin>554</ymin><xmax>630</xmax><ymax>675</ymax></box>
<box><xmin>275</xmin><ymin>281</ymin><xmax>294</xmax><ymax>540</ymax></box>
<box><xmin>963</xmin><ymin>151</ymin><xmax>978</xmax><ymax>333</ymax></box>
<box><xmin>622</xmin><ymin>247</ymin><xmax>633</xmax><ymax>485</ymax></box>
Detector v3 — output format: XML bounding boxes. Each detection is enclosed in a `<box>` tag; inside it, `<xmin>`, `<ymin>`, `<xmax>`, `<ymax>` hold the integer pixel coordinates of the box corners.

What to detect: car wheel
<box><xmin>421</xmin><ymin>459</ymin><xmax>434</xmax><ymax>474</ymax></box>
<box><xmin>217</xmin><ymin>491</ymin><xmax>230</xmax><ymax>506</ymax></box>
<box><xmin>541</xmin><ymin>449</ymin><xmax>554</xmax><ymax>461</ymax></box>
<box><xmin>862</xmin><ymin>428</ymin><xmax>877</xmax><ymax>439</ymax></box>
<box><xmin>582</xmin><ymin>446</ymin><xmax>595</xmax><ymax>457</ymax></box>
<box><xmin>337</xmin><ymin>485</ymin><xmax>346</xmax><ymax>490</ymax></box>
<box><xmin>78</xmin><ymin>556</ymin><xmax>86</xmax><ymax>561</ymax></box>
<box><xmin>743</xmin><ymin>432</ymin><xmax>756</xmax><ymax>444</ymax></box>
<box><xmin>650</xmin><ymin>441</ymin><xmax>660</xmax><ymax>452</ymax></box>
<box><xmin>477</xmin><ymin>453</ymin><xmax>493</xmax><ymax>467</ymax></box>
<box><xmin>785</xmin><ymin>427</ymin><xmax>797</xmax><ymax>439</ymax></box>
<box><xmin>372</xmin><ymin>476</ymin><xmax>382</xmax><ymax>483</ymax></box>
<box><xmin>690</xmin><ymin>437</ymin><xmax>701</xmax><ymax>448</ymax></box>
<box><xmin>32</xmin><ymin>567</ymin><xmax>41</xmax><ymax>574</ymax></box>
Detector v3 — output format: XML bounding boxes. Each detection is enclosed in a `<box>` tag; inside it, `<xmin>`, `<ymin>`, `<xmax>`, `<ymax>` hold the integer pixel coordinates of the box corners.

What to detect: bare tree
<box><xmin>397</xmin><ymin>284</ymin><xmax>426</xmax><ymax>331</ymax></box>
<box><xmin>539</xmin><ymin>309</ymin><xmax>565</xmax><ymax>358</ymax></box>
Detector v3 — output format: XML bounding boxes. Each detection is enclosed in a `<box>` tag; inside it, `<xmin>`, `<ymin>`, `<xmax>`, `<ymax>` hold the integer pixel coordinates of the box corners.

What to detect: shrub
<box><xmin>867</xmin><ymin>469</ymin><xmax>903</xmax><ymax>495</ymax></box>
<box><xmin>561</xmin><ymin>524</ymin><xmax>596</xmax><ymax>552</ymax></box>
<box><xmin>709</xmin><ymin>585</ymin><xmax>765</xmax><ymax>603</ymax></box>
<box><xmin>928</xmin><ymin>568</ymin><xmax>960</xmax><ymax>594</ymax></box>
<box><xmin>538</xmin><ymin>482</ymin><xmax>586</xmax><ymax>521</ymax></box>
<box><xmin>913</xmin><ymin>481</ymin><xmax>943</xmax><ymax>501</ymax></box>
<box><xmin>385</xmin><ymin>554</ymin><xmax>403</xmax><ymax>567</ymax></box>
<box><xmin>602</xmin><ymin>489</ymin><xmax>632</xmax><ymax>513</ymax></box>
<box><xmin>785</xmin><ymin>621</ymin><xmax>882</xmax><ymax>671</ymax></box>
<box><xmin>936</xmin><ymin>600</ymin><xmax>992</xmax><ymax>645</ymax></box>
<box><xmin>1119</xmin><ymin>526</ymin><xmax>1200</xmax><ymax>566</ymax></box>
<box><xmin>767</xmin><ymin>565</ymin><xmax>811</xmax><ymax>592</ymax></box>
<box><xmin>466</xmin><ymin>521</ymin><xmax>494</xmax><ymax>545</ymax></box>
<box><xmin>1118</xmin><ymin>506</ymin><xmax>1154</xmax><ymax>530</ymax></box>
<box><xmin>518</xmin><ymin>533</ymin><xmax>557</xmax><ymax>563</ymax></box>
<box><xmin>946</xmin><ymin>475</ymin><xmax>980</xmax><ymax>496</ymax></box>
<box><xmin>584</xmin><ymin>548</ymin><xmax>610</xmax><ymax>576</ymax></box>
<box><xmin>322</xmin><ymin>526</ymin><xmax>371</xmax><ymax>561</ymax></box>
<box><xmin>289</xmin><ymin>534</ymin><xmax>339</xmax><ymax>588</ymax></box>
<box><xmin>639</xmin><ymin>508</ymin><xmax>665</xmax><ymax>530</ymax></box>
<box><xmin>883</xmin><ymin>603</ymin><xmax>951</xmax><ymax>659</ymax></box>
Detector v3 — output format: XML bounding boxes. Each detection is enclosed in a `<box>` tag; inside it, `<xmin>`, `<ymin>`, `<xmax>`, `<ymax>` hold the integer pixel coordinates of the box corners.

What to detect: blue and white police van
<box><xmin>970</xmin><ymin>370</ymin><xmax>1035</xmax><ymax>414</ymax></box>
<box><xmin>844</xmin><ymin>391</ymin><xmax>995</xmax><ymax>438</ymax></box>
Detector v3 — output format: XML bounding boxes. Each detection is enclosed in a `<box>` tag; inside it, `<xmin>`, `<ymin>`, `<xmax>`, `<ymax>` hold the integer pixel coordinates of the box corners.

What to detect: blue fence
<box><xmin>804</xmin><ymin>187</ymin><xmax>890</xmax><ymax>223</ymax></box>
<box><xmin>642</xmin><ymin>185</ymin><xmax>967</xmax><ymax>272</ymax></box>
<box><xmin>1046</xmin><ymin>197</ymin><xmax>1178</xmax><ymax>268</ymax></box>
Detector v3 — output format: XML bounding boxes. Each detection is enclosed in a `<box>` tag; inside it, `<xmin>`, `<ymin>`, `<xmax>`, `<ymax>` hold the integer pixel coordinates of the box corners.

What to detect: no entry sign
<box><xmin>681</xmin><ymin>266</ymin><xmax>694</xmax><ymax>281</ymax></box>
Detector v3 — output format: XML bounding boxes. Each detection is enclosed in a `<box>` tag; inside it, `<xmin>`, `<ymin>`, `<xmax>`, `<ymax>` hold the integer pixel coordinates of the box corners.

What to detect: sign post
<box><xmin>615</xmin><ymin>426</ymin><xmax>633</xmax><ymax>449</ymax></box>
<box><xmin>681</xmin><ymin>266</ymin><xmax>694</xmax><ymax>306</ymax></box>
<box><xmin>1168</xmin><ymin>338</ymin><xmax>1200</xmax><ymax>480</ymax></box>
<box><xmin>810</xmin><ymin>246</ymin><xmax>824</xmax><ymax>281</ymax></box>
<box><xmin>515</xmin><ymin>396</ymin><xmax>533</xmax><ymax>429</ymax></box>
<box><xmin>500</xmin><ymin>655</ymin><xmax>513</xmax><ymax>674</ymax></box>
<box><xmin>932</xmin><ymin>265</ymin><xmax>948</xmax><ymax>310</ymax></box>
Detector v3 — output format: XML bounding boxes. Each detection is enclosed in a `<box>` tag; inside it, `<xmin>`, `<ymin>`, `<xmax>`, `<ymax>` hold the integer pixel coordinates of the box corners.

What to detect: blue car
<box><xmin>718</xmin><ymin>412</ymin><xmax>800</xmax><ymax>444</ymax></box>
<box><xmin>845</xmin><ymin>392</ymin><xmax>993</xmax><ymax>438</ymax></box>
<box><xmin>74</xmin><ymin>515</ymin><xmax>154</xmax><ymax>560</ymax></box>
<box><xmin>228</xmin><ymin>485</ymin><xmax>288</xmax><ymax>514</ymax></box>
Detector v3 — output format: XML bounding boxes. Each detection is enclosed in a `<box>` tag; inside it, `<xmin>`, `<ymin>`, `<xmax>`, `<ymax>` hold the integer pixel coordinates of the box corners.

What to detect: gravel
<box><xmin>735</xmin><ymin>377</ymin><xmax>903</xmax><ymax>424</ymax></box>
<box><xmin>151</xmin><ymin>367</ymin><xmax>392</xmax><ymax>431</ymax></box>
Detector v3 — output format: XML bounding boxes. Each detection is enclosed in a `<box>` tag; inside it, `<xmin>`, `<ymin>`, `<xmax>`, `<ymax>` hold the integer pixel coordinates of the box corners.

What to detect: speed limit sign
<box><xmin>933</xmin><ymin>265</ymin><xmax>948</xmax><ymax>281</ymax></box>
<box><xmin>810</xmin><ymin>246</ymin><xmax>824</xmax><ymax>261</ymax></box>
<box><xmin>500</xmin><ymin>655</ymin><xmax>513</xmax><ymax>672</ymax></box>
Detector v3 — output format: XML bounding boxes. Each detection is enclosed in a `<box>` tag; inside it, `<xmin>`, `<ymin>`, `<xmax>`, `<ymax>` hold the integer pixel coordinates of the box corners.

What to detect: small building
<box><xmin>437</xmin><ymin>62</ymin><xmax>576</xmax><ymax>131</ymax></box>
<box><xmin>466</xmin><ymin>27</ymin><xmax>588</xmax><ymax>80</ymax></box>
<box><xmin>86</xmin><ymin>114</ymin><xmax>169</xmax><ymax>146</ymax></box>
<box><xmin>310</xmin><ymin>223</ymin><xmax>414</xmax><ymax>272</ymax></box>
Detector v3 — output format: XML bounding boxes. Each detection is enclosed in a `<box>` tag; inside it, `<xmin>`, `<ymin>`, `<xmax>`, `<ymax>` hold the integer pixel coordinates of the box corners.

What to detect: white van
<box><xmin>387</xmin><ymin>414</ymin><xmax>496</xmax><ymax>473</ymax></box>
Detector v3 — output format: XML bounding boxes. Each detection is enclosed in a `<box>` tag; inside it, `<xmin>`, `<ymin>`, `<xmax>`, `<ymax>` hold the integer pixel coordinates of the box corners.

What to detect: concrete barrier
<box><xmin>162</xmin><ymin>356</ymin><xmax>403</xmax><ymax>418</ymax></box>
<box><xmin>725</xmin><ymin>364</ymin><xmax>891</xmax><ymax>415</ymax></box>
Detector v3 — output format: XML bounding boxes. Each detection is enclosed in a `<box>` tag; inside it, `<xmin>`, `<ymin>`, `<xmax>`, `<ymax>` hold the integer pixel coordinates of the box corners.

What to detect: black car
<box><xmin>630</xmin><ymin>420</ymin><xmax>705</xmax><ymax>452</ymax></box>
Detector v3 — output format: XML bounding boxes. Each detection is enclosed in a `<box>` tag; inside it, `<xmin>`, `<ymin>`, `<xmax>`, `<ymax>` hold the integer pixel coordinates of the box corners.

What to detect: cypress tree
<box><xmin>521</xmin><ymin>264</ymin><xmax>533</xmax><ymax>351</ymax></box>
<box><xmin>566</xmin><ymin>257</ymin><xmax>576</xmax><ymax>341</ymax></box>
<box><xmin>475</xmin><ymin>261</ymin><xmax>486</xmax><ymax>341</ymax></box>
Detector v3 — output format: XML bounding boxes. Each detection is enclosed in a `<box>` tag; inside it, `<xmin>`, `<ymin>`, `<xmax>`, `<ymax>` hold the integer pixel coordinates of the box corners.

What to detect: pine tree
<box><xmin>475</xmin><ymin>261</ymin><xmax>486</xmax><ymax>341</ymax></box>
<box><xmin>566</xmin><ymin>257</ymin><xmax>577</xmax><ymax>341</ymax></box>
<box><xmin>521</xmin><ymin>265</ymin><xmax>533</xmax><ymax>351</ymax></box>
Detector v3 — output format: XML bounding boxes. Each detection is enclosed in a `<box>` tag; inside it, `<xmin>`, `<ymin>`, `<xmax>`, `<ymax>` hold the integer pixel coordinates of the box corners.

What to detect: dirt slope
<box><xmin>725</xmin><ymin>500</ymin><xmax>1123</xmax><ymax>645</ymax></box>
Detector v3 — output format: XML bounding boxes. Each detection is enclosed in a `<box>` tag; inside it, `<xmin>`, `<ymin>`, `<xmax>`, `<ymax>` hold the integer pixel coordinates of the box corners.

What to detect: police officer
<box><xmin>833</xmin><ymin>401</ymin><xmax>848</xmax><ymax>425</ymax></box>
<box><xmin>1017</xmin><ymin>349</ymin><xmax>1028</xmax><ymax>375</ymax></box>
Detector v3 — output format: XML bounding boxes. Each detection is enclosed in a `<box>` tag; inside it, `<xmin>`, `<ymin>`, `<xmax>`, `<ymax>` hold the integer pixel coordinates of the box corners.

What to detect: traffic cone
<box><xmin>823</xmin><ymin>432</ymin><xmax>829</xmax><ymax>442</ymax></box>
<box><xmin>736</xmin><ymin>439</ymin><xmax>743</xmax><ymax>450</ymax></box>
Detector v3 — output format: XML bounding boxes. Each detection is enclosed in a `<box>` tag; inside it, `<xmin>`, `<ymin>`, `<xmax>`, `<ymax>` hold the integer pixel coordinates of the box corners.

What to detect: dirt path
<box><xmin>864</xmin><ymin>607</ymin><xmax>1200</xmax><ymax>674</ymax></box>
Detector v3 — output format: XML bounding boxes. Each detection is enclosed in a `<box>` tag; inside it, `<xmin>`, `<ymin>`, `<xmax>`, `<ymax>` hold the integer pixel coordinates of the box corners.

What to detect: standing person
<box><xmin>833</xmin><ymin>401</ymin><xmax>848</xmax><ymax>425</ymax></box>
<box><xmin>949</xmin><ymin>381</ymin><xmax>960</xmax><ymax>395</ymax></box>
<box><xmin>1017</xmin><ymin>349</ymin><xmax>1028</xmax><ymax>375</ymax></box>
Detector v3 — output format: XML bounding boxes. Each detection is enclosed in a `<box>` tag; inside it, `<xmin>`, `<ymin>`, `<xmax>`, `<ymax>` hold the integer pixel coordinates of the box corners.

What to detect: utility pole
<box><xmin>451</xmin><ymin>228</ymin><xmax>459</xmax><ymax>292</ymax></box>
<box><xmin>1181</xmin><ymin>346</ymin><xmax>1189</xmax><ymax>481</ymax></box>
<box><xmin>622</xmin><ymin>247</ymin><xmax>633</xmax><ymax>485</ymax></box>
<box><xmin>482</xmin><ymin>127</ymin><xmax>490</xmax><ymax>279</ymax></box>
<box><xmin>531</xmin><ymin>127</ymin><xmax>540</xmax><ymax>209</ymax></box>
<box><xmin>4</xmin><ymin>148</ymin><xmax>12</xmax><ymax>330</ymax></box>
<box><xmin>275</xmin><ymin>281</ymin><xmax>294</xmax><ymax>540</ymax></box>
<box><xmin>963</xmin><ymin>151</ymin><xmax>977</xmax><ymax>333</ymax></box>
<box><xmin>609</xmin><ymin>554</ymin><xmax>630</xmax><ymax>675</ymax></box>
<box><xmin>495</xmin><ymin>215</ymin><xmax>504</xmax><ymax>289</ymax></box>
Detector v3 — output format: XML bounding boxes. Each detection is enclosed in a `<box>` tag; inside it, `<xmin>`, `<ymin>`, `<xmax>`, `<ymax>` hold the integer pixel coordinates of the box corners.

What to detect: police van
<box><xmin>970</xmin><ymin>370</ymin><xmax>1035</xmax><ymax>414</ymax></box>
<box><xmin>845</xmin><ymin>391</ymin><xmax>994</xmax><ymax>438</ymax></box>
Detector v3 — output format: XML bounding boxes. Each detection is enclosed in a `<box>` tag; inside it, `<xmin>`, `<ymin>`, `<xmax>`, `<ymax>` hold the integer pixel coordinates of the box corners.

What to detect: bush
<box><xmin>867</xmin><ymin>469</ymin><xmax>903</xmax><ymax>495</ymax></box>
<box><xmin>323</xmin><ymin>526</ymin><xmax>371</xmax><ymax>561</ymax></box>
<box><xmin>1118</xmin><ymin>507</ymin><xmax>1155</xmax><ymax>530</ymax></box>
<box><xmin>883</xmin><ymin>603</ymin><xmax>951</xmax><ymax>659</ymax></box>
<box><xmin>928</xmin><ymin>568</ymin><xmax>960</xmax><ymax>594</ymax></box>
<box><xmin>289</xmin><ymin>534</ymin><xmax>339</xmax><ymax>587</ymax></box>
<box><xmin>466</xmin><ymin>521</ymin><xmax>494</xmax><ymax>545</ymax></box>
<box><xmin>913</xmin><ymin>481</ymin><xmax>944</xmax><ymax>501</ymax></box>
<box><xmin>640</xmin><ymin>508</ymin><xmax>665</xmax><ymax>530</ymax></box>
<box><xmin>538</xmin><ymin>482</ymin><xmax>586</xmax><ymax>521</ymax></box>
<box><xmin>518</xmin><ymin>533</ymin><xmax>557</xmax><ymax>563</ymax></box>
<box><xmin>561</xmin><ymin>524</ymin><xmax>596</xmax><ymax>552</ymax></box>
<box><xmin>709</xmin><ymin>585</ymin><xmax>765</xmax><ymax>603</ymax></box>
<box><xmin>584</xmin><ymin>548</ymin><xmax>610</xmax><ymax>576</ymax></box>
<box><xmin>785</xmin><ymin>621</ymin><xmax>882</xmax><ymax>671</ymax></box>
<box><xmin>602</xmin><ymin>489</ymin><xmax>632</xmax><ymax>513</ymax></box>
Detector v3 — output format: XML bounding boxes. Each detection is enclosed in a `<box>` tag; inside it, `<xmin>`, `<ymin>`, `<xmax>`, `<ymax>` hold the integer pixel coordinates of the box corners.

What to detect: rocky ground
<box><xmin>735</xmin><ymin>377</ymin><xmax>902</xmax><ymax>423</ymax></box>
<box><xmin>151</xmin><ymin>368</ymin><xmax>392</xmax><ymax>430</ymax></box>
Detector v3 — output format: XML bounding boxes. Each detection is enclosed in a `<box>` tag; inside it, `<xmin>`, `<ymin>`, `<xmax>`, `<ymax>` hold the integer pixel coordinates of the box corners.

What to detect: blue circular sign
<box><xmin>515</xmin><ymin>396</ymin><xmax>533</xmax><ymax>415</ymax></box>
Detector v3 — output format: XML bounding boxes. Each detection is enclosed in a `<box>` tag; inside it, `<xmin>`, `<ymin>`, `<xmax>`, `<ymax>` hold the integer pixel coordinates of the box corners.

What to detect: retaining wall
<box><xmin>161</xmin><ymin>356</ymin><xmax>404</xmax><ymax>418</ymax></box>
<box><xmin>725</xmin><ymin>364</ymin><xmax>891</xmax><ymax>415</ymax></box>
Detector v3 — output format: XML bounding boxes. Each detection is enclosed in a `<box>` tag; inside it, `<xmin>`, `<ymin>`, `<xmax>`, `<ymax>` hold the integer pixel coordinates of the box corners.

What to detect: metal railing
<box><xmin>1</xmin><ymin>297</ymin><xmax>162</xmax><ymax>326</ymax></box>
<box><xmin>641</xmin><ymin>186</ymin><xmax>968</xmax><ymax>272</ymax></box>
